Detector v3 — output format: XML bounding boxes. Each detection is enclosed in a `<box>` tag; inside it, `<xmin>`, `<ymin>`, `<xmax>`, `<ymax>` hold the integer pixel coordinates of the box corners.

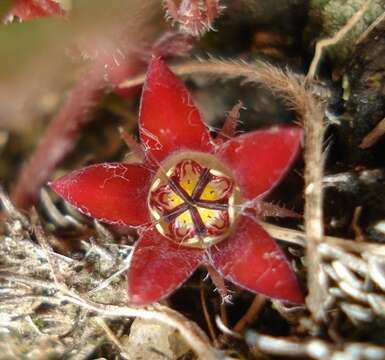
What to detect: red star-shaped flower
<box><xmin>50</xmin><ymin>57</ymin><xmax>304</xmax><ymax>305</ymax></box>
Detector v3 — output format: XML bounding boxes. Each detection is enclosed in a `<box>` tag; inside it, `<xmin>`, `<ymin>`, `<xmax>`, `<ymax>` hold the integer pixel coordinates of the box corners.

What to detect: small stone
<box><xmin>122</xmin><ymin>319</ymin><xmax>190</xmax><ymax>360</ymax></box>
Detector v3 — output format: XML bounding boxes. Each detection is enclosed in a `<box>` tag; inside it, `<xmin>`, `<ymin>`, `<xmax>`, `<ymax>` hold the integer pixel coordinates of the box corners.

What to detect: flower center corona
<box><xmin>148</xmin><ymin>152</ymin><xmax>240</xmax><ymax>248</ymax></box>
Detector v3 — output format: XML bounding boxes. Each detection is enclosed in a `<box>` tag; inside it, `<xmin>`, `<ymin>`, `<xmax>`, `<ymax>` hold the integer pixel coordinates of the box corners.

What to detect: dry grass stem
<box><xmin>120</xmin><ymin>59</ymin><xmax>268</xmax><ymax>89</ymax></box>
<box><xmin>306</xmin><ymin>0</ymin><xmax>372</xmax><ymax>81</ymax></box>
<box><xmin>259</xmin><ymin>221</ymin><xmax>385</xmax><ymax>255</ymax></box>
<box><xmin>233</xmin><ymin>295</ymin><xmax>266</xmax><ymax>334</ymax></box>
<box><xmin>356</xmin><ymin>10</ymin><xmax>385</xmax><ymax>44</ymax></box>
<box><xmin>94</xmin><ymin>317</ymin><xmax>130</xmax><ymax>360</ymax></box>
<box><xmin>351</xmin><ymin>206</ymin><xmax>365</xmax><ymax>241</ymax></box>
<box><xmin>0</xmin><ymin>185</ymin><xmax>29</xmax><ymax>227</ymax></box>
<box><xmin>200</xmin><ymin>285</ymin><xmax>219</xmax><ymax>346</ymax></box>
<box><xmin>215</xmin><ymin>316</ymin><xmax>242</xmax><ymax>339</ymax></box>
<box><xmin>246</xmin><ymin>331</ymin><xmax>385</xmax><ymax>359</ymax></box>
<box><xmin>359</xmin><ymin>117</ymin><xmax>385</xmax><ymax>148</ymax></box>
<box><xmin>31</xmin><ymin>209</ymin><xmax>68</xmax><ymax>290</ymax></box>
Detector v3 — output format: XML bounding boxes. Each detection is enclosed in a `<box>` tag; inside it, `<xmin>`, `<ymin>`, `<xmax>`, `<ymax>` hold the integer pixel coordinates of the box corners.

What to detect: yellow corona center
<box><xmin>148</xmin><ymin>152</ymin><xmax>241</xmax><ymax>249</ymax></box>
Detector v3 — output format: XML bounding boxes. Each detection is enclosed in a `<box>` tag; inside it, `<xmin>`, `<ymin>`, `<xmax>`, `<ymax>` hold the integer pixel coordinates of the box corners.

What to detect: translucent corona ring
<box><xmin>148</xmin><ymin>152</ymin><xmax>241</xmax><ymax>248</ymax></box>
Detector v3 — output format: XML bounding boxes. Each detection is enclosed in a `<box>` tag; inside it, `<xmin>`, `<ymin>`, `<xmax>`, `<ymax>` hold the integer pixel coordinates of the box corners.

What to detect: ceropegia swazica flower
<box><xmin>50</xmin><ymin>57</ymin><xmax>304</xmax><ymax>305</ymax></box>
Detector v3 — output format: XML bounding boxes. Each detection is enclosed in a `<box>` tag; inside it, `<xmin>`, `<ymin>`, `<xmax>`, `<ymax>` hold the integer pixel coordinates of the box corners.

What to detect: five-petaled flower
<box><xmin>50</xmin><ymin>57</ymin><xmax>304</xmax><ymax>305</ymax></box>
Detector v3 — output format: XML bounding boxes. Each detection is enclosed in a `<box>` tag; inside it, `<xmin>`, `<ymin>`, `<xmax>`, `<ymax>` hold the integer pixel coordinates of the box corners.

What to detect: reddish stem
<box><xmin>255</xmin><ymin>201</ymin><xmax>302</xmax><ymax>219</ymax></box>
<box><xmin>216</xmin><ymin>101</ymin><xmax>243</xmax><ymax>144</ymax></box>
<box><xmin>206</xmin><ymin>264</ymin><xmax>229</xmax><ymax>327</ymax></box>
<box><xmin>206</xmin><ymin>264</ymin><xmax>229</xmax><ymax>301</ymax></box>
<box><xmin>119</xmin><ymin>128</ymin><xmax>146</xmax><ymax>162</ymax></box>
<box><xmin>232</xmin><ymin>295</ymin><xmax>266</xmax><ymax>334</ymax></box>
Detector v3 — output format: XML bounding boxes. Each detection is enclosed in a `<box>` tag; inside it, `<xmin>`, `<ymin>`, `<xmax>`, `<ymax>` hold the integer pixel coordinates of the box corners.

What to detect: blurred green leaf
<box><xmin>0</xmin><ymin>0</ymin><xmax>162</xmax><ymax>81</ymax></box>
<box><xmin>0</xmin><ymin>0</ymin><xmax>12</xmax><ymax>19</ymax></box>
<box><xmin>0</xmin><ymin>18</ymin><xmax>71</xmax><ymax>80</ymax></box>
<box><xmin>0</xmin><ymin>0</ymin><xmax>162</xmax><ymax>124</ymax></box>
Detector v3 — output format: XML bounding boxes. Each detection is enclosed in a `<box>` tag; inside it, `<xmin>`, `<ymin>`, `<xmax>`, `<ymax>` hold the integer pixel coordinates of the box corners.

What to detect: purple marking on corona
<box><xmin>148</xmin><ymin>156</ymin><xmax>240</xmax><ymax>248</ymax></box>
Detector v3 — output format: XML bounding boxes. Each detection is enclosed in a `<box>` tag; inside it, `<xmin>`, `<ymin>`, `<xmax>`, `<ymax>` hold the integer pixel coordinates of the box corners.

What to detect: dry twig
<box><xmin>356</xmin><ymin>10</ymin><xmax>385</xmax><ymax>44</ymax></box>
<box><xmin>94</xmin><ymin>317</ymin><xmax>130</xmax><ymax>360</ymax></box>
<box><xmin>233</xmin><ymin>295</ymin><xmax>266</xmax><ymax>334</ymax></box>
<box><xmin>301</xmin><ymin>90</ymin><xmax>327</xmax><ymax>321</ymax></box>
<box><xmin>359</xmin><ymin>117</ymin><xmax>385</xmax><ymax>149</ymax></box>
<box><xmin>306</xmin><ymin>0</ymin><xmax>372</xmax><ymax>81</ymax></box>
<box><xmin>200</xmin><ymin>285</ymin><xmax>219</xmax><ymax>346</ymax></box>
<box><xmin>246</xmin><ymin>331</ymin><xmax>385</xmax><ymax>359</ymax></box>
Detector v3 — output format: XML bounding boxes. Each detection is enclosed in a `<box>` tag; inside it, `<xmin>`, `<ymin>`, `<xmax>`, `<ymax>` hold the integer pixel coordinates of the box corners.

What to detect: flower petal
<box><xmin>207</xmin><ymin>216</ymin><xmax>303</xmax><ymax>304</ymax></box>
<box><xmin>139</xmin><ymin>57</ymin><xmax>213</xmax><ymax>162</ymax></box>
<box><xmin>216</xmin><ymin>126</ymin><xmax>302</xmax><ymax>199</ymax></box>
<box><xmin>128</xmin><ymin>228</ymin><xmax>204</xmax><ymax>305</ymax></box>
<box><xmin>50</xmin><ymin>163</ymin><xmax>152</xmax><ymax>226</ymax></box>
